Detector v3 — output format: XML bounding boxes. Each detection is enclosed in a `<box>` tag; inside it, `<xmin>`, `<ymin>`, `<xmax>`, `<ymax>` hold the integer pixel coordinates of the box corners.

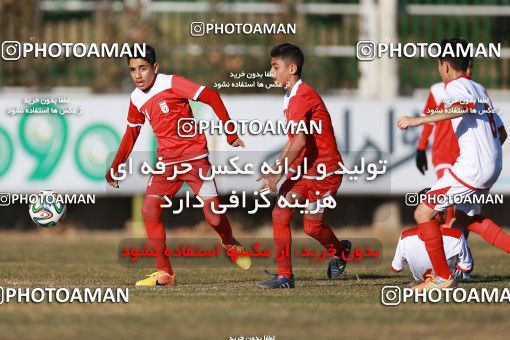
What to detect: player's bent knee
<box><xmin>205</xmin><ymin>213</ymin><xmax>222</xmax><ymax>228</ymax></box>
<box><xmin>302</xmin><ymin>218</ymin><xmax>321</xmax><ymax>237</ymax></box>
<box><xmin>303</xmin><ymin>211</ymin><xmax>323</xmax><ymax>221</ymax></box>
<box><xmin>200</xmin><ymin>195</ymin><xmax>223</xmax><ymax>227</ymax></box>
<box><xmin>142</xmin><ymin>195</ymin><xmax>162</xmax><ymax>222</ymax></box>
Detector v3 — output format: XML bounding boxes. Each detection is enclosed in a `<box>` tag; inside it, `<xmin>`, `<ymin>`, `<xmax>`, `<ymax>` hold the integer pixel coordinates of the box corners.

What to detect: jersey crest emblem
<box><xmin>159</xmin><ymin>100</ymin><xmax>169</xmax><ymax>114</ymax></box>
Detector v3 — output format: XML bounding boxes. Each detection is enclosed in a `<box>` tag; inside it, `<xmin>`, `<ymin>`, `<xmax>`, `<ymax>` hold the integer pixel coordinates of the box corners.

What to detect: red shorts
<box><xmin>279</xmin><ymin>174</ymin><xmax>342</xmax><ymax>213</ymax></box>
<box><xmin>146</xmin><ymin>158</ymin><xmax>218</xmax><ymax>198</ymax></box>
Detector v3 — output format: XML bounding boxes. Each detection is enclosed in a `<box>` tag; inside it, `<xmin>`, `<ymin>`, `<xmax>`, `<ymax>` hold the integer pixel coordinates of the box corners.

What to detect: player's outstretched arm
<box><xmin>257</xmin><ymin>140</ymin><xmax>290</xmax><ymax>190</ymax></box>
<box><xmin>276</xmin><ymin>132</ymin><xmax>306</xmax><ymax>169</ymax></box>
<box><xmin>105</xmin><ymin>125</ymin><xmax>142</xmax><ymax>188</ymax></box>
<box><xmin>277</xmin><ymin>139</ymin><xmax>292</xmax><ymax>164</ymax></box>
<box><xmin>197</xmin><ymin>87</ymin><xmax>244</xmax><ymax>147</ymax></box>
<box><xmin>171</xmin><ymin>75</ymin><xmax>244</xmax><ymax>147</ymax></box>
<box><xmin>418</xmin><ymin>90</ymin><xmax>435</xmax><ymax>149</ymax></box>
<box><xmin>397</xmin><ymin>107</ymin><xmax>463</xmax><ymax>130</ymax></box>
<box><xmin>258</xmin><ymin>133</ymin><xmax>306</xmax><ymax>192</ymax></box>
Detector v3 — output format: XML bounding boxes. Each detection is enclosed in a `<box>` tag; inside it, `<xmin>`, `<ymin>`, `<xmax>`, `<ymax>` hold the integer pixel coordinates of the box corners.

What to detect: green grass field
<box><xmin>0</xmin><ymin>230</ymin><xmax>509</xmax><ymax>340</ymax></box>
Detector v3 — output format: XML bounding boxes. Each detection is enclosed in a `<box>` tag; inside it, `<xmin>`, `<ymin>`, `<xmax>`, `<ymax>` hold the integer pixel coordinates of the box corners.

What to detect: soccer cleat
<box><xmin>327</xmin><ymin>240</ymin><xmax>351</xmax><ymax>279</ymax></box>
<box><xmin>135</xmin><ymin>271</ymin><xmax>176</xmax><ymax>287</ymax></box>
<box><xmin>452</xmin><ymin>268</ymin><xmax>462</xmax><ymax>280</ymax></box>
<box><xmin>412</xmin><ymin>274</ymin><xmax>456</xmax><ymax>292</ymax></box>
<box><xmin>257</xmin><ymin>270</ymin><xmax>295</xmax><ymax>289</ymax></box>
<box><xmin>452</xmin><ymin>267</ymin><xmax>471</xmax><ymax>281</ymax></box>
<box><xmin>223</xmin><ymin>238</ymin><xmax>252</xmax><ymax>270</ymax></box>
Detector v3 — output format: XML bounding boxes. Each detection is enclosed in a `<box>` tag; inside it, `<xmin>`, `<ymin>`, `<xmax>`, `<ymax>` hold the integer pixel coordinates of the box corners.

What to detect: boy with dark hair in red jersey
<box><xmin>106</xmin><ymin>45</ymin><xmax>251</xmax><ymax>286</ymax></box>
<box><xmin>257</xmin><ymin>43</ymin><xmax>350</xmax><ymax>289</ymax></box>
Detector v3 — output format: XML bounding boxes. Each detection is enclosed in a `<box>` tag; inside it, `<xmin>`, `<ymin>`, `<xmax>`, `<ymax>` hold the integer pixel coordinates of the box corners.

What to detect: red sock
<box><xmin>468</xmin><ymin>215</ymin><xmax>510</xmax><ymax>253</ymax></box>
<box><xmin>272</xmin><ymin>206</ymin><xmax>293</xmax><ymax>277</ymax></box>
<box><xmin>303</xmin><ymin>218</ymin><xmax>346</xmax><ymax>257</ymax></box>
<box><xmin>418</xmin><ymin>220</ymin><xmax>451</xmax><ymax>279</ymax></box>
<box><xmin>445</xmin><ymin>206</ymin><xmax>455</xmax><ymax>225</ymax></box>
<box><xmin>142</xmin><ymin>195</ymin><xmax>173</xmax><ymax>275</ymax></box>
<box><xmin>202</xmin><ymin>196</ymin><xmax>234</xmax><ymax>245</ymax></box>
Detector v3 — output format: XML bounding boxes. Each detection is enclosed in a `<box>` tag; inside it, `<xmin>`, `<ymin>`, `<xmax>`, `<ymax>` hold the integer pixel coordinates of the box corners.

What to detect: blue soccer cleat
<box><xmin>327</xmin><ymin>240</ymin><xmax>351</xmax><ymax>279</ymax></box>
<box><xmin>257</xmin><ymin>270</ymin><xmax>295</xmax><ymax>289</ymax></box>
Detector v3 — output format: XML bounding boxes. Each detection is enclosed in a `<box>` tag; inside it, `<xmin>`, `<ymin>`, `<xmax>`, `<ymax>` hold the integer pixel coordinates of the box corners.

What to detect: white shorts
<box><xmin>424</xmin><ymin>169</ymin><xmax>488</xmax><ymax>216</ymax></box>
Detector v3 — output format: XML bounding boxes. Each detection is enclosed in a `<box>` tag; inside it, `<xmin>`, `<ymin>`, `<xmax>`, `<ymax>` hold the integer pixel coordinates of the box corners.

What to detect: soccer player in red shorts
<box><xmin>257</xmin><ymin>43</ymin><xmax>351</xmax><ymax>289</ymax></box>
<box><xmin>416</xmin><ymin>60</ymin><xmax>473</xmax><ymax>225</ymax></box>
<box><xmin>105</xmin><ymin>45</ymin><xmax>251</xmax><ymax>286</ymax></box>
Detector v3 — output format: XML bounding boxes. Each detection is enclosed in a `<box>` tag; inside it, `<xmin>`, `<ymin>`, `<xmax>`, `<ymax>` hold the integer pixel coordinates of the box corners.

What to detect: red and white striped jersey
<box><xmin>128</xmin><ymin>73</ymin><xmax>208</xmax><ymax>164</ymax></box>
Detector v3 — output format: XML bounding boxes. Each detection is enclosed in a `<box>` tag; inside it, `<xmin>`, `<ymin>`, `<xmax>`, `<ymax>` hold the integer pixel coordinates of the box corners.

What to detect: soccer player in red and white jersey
<box><xmin>105</xmin><ymin>45</ymin><xmax>251</xmax><ymax>287</ymax></box>
<box><xmin>391</xmin><ymin>195</ymin><xmax>473</xmax><ymax>281</ymax></box>
<box><xmin>257</xmin><ymin>43</ymin><xmax>350</xmax><ymax>289</ymax></box>
<box><xmin>397</xmin><ymin>38</ymin><xmax>510</xmax><ymax>291</ymax></box>
<box><xmin>391</xmin><ymin>224</ymin><xmax>473</xmax><ymax>282</ymax></box>
<box><xmin>416</xmin><ymin>60</ymin><xmax>473</xmax><ymax>225</ymax></box>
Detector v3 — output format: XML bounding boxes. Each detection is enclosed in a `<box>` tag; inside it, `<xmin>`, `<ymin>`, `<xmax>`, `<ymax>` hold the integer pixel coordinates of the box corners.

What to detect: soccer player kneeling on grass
<box><xmin>257</xmin><ymin>43</ymin><xmax>351</xmax><ymax>289</ymax></box>
<box><xmin>397</xmin><ymin>38</ymin><xmax>510</xmax><ymax>291</ymax></box>
<box><xmin>391</xmin><ymin>194</ymin><xmax>473</xmax><ymax>282</ymax></box>
<box><xmin>106</xmin><ymin>45</ymin><xmax>251</xmax><ymax>287</ymax></box>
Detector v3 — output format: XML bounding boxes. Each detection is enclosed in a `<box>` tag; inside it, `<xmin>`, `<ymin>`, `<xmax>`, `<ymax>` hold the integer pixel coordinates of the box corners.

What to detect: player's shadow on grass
<box><xmin>300</xmin><ymin>273</ymin><xmax>397</xmax><ymax>285</ymax></box>
<box><xmin>465</xmin><ymin>275</ymin><xmax>510</xmax><ymax>283</ymax></box>
<box><xmin>355</xmin><ymin>274</ymin><xmax>398</xmax><ymax>280</ymax></box>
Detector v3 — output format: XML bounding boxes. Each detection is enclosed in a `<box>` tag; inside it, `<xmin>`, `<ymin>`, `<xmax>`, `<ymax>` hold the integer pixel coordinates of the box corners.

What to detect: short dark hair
<box><xmin>270</xmin><ymin>43</ymin><xmax>304</xmax><ymax>76</ymax></box>
<box><xmin>127</xmin><ymin>44</ymin><xmax>156</xmax><ymax>65</ymax></box>
<box><xmin>438</xmin><ymin>38</ymin><xmax>471</xmax><ymax>72</ymax></box>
